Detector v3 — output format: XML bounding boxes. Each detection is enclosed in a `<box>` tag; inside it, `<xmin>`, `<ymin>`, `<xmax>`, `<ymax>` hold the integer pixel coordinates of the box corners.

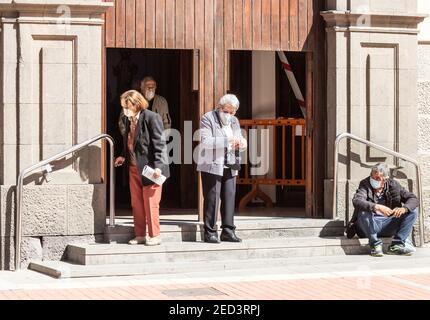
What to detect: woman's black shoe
<box><xmin>220</xmin><ymin>230</ymin><xmax>242</xmax><ymax>242</ymax></box>
<box><xmin>204</xmin><ymin>234</ymin><xmax>221</xmax><ymax>244</ymax></box>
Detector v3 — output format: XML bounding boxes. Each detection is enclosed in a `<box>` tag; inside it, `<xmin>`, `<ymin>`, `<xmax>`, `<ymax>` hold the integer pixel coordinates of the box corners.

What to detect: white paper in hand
<box><xmin>142</xmin><ymin>165</ymin><xmax>167</xmax><ymax>186</ymax></box>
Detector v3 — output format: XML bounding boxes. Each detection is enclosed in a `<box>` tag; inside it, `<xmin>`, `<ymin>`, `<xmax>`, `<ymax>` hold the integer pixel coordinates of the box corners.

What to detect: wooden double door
<box><xmin>105</xmin><ymin>48</ymin><xmax>199</xmax><ymax>212</ymax></box>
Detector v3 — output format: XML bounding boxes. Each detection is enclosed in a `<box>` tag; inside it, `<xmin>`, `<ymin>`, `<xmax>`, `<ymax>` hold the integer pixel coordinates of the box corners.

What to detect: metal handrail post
<box><xmin>333</xmin><ymin>132</ymin><xmax>425</xmax><ymax>247</ymax></box>
<box><xmin>15</xmin><ymin>134</ymin><xmax>115</xmax><ymax>271</ymax></box>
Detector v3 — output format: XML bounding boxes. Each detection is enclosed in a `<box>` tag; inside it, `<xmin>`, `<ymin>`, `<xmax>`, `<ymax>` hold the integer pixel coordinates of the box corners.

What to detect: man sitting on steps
<box><xmin>347</xmin><ymin>163</ymin><xmax>419</xmax><ymax>257</ymax></box>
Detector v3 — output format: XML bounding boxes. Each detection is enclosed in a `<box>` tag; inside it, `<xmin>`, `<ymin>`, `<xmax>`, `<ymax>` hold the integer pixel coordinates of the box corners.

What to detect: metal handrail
<box><xmin>333</xmin><ymin>132</ymin><xmax>425</xmax><ymax>247</ymax></box>
<box><xmin>15</xmin><ymin>134</ymin><xmax>116</xmax><ymax>271</ymax></box>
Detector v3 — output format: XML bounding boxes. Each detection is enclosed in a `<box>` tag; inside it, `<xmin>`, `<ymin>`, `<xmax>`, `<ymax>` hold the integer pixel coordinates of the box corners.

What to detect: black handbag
<box><xmin>346</xmin><ymin>221</ymin><xmax>357</xmax><ymax>239</ymax></box>
<box><xmin>345</xmin><ymin>211</ymin><xmax>366</xmax><ymax>239</ymax></box>
<box><xmin>225</xmin><ymin>150</ymin><xmax>241</xmax><ymax>171</ymax></box>
<box><xmin>214</xmin><ymin>111</ymin><xmax>242</xmax><ymax>171</ymax></box>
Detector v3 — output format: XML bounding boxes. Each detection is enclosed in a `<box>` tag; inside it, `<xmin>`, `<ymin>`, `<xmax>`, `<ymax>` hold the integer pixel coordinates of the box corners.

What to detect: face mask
<box><xmin>370</xmin><ymin>177</ymin><xmax>383</xmax><ymax>189</ymax></box>
<box><xmin>123</xmin><ymin>108</ymin><xmax>136</xmax><ymax>119</ymax></box>
<box><xmin>219</xmin><ymin>111</ymin><xmax>232</xmax><ymax>126</ymax></box>
<box><xmin>145</xmin><ymin>89</ymin><xmax>155</xmax><ymax>101</ymax></box>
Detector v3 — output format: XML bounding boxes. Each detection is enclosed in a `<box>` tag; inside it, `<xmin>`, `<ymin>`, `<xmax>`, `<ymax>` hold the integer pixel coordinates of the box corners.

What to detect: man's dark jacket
<box><xmin>119</xmin><ymin>109</ymin><xmax>170</xmax><ymax>186</ymax></box>
<box><xmin>346</xmin><ymin>177</ymin><xmax>419</xmax><ymax>238</ymax></box>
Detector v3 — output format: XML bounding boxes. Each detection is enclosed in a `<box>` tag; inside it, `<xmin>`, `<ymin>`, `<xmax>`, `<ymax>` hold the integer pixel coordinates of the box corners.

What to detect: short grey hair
<box><xmin>141</xmin><ymin>76</ymin><xmax>157</xmax><ymax>87</ymax></box>
<box><xmin>218</xmin><ymin>94</ymin><xmax>240</xmax><ymax>111</ymax></box>
<box><xmin>370</xmin><ymin>163</ymin><xmax>390</xmax><ymax>178</ymax></box>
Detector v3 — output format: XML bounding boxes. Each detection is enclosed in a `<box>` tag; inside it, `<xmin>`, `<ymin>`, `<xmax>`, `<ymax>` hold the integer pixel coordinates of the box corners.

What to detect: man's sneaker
<box><xmin>370</xmin><ymin>244</ymin><xmax>384</xmax><ymax>257</ymax></box>
<box><xmin>128</xmin><ymin>237</ymin><xmax>146</xmax><ymax>245</ymax></box>
<box><xmin>145</xmin><ymin>236</ymin><xmax>162</xmax><ymax>246</ymax></box>
<box><xmin>405</xmin><ymin>239</ymin><xmax>417</xmax><ymax>253</ymax></box>
<box><xmin>387</xmin><ymin>243</ymin><xmax>415</xmax><ymax>256</ymax></box>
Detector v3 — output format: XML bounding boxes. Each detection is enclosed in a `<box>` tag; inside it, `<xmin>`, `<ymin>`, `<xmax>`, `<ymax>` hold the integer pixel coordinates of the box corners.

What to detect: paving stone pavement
<box><xmin>2</xmin><ymin>251</ymin><xmax>430</xmax><ymax>300</ymax></box>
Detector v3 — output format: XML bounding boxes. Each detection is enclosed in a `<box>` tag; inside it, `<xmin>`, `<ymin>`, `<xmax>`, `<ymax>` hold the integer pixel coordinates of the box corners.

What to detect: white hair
<box><xmin>217</xmin><ymin>94</ymin><xmax>240</xmax><ymax>111</ymax></box>
<box><xmin>371</xmin><ymin>163</ymin><xmax>390</xmax><ymax>178</ymax></box>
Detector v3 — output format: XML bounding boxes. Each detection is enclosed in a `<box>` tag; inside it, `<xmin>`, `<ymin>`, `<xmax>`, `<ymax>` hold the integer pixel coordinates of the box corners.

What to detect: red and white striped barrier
<box><xmin>277</xmin><ymin>51</ymin><xmax>306</xmax><ymax>118</ymax></box>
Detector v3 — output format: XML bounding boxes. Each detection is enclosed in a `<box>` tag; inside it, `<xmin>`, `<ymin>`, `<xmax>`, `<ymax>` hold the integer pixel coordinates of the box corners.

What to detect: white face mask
<box><xmin>145</xmin><ymin>89</ymin><xmax>155</xmax><ymax>101</ymax></box>
<box><xmin>123</xmin><ymin>108</ymin><xmax>136</xmax><ymax>119</ymax></box>
<box><xmin>370</xmin><ymin>177</ymin><xmax>383</xmax><ymax>189</ymax></box>
<box><xmin>219</xmin><ymin>111</ymin><xmax>232</xmax><ymax>126</ymax></box>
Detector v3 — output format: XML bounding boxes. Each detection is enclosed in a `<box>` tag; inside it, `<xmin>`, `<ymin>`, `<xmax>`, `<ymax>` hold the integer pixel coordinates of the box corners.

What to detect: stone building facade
<box><xmin>0</xmin><ymin>0</ymin><xmax>429</xmax><ymax>270</ymax></box>
<box><xmin>322</xmin><ymin>0</ymin><xmax>429</xmax><ymax>244</ymax></box>
<box><xmin>418</xmin><ymin>0</ymin><xmax>430</xmax><ymax>243</ymax></box>
<box><xmin>0</xmin><ymin>1</ymin><xmax>111</xmax><ymax>269</ymax></box>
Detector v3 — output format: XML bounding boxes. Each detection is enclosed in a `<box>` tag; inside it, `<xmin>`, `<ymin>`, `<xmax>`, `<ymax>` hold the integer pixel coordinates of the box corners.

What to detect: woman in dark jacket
<box><xmin>115</xmin><ymin>90</ymin><xmax>170</xmax><ymax>246</ymax></box>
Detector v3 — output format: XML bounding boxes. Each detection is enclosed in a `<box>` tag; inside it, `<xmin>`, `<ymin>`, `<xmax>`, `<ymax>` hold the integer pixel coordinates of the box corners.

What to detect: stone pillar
<box><xmin>321</xmin><ymin>1</ymin><xmax>427</xmax><ymax>223</ymax></box>
<box><xmin>417</xmin><ymin>0</ymin><xmax>430</xmax><ymax>243</ymax></box>
<box><xmin>0</xmin><ymin>0</ymin><xmax>111</xmax><ymax>269</ymax></box>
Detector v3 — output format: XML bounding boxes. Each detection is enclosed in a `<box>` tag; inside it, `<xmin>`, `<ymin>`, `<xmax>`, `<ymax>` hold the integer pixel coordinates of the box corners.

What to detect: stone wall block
<box><xmin>22</xmin><ymin>185</ymin><xmax>68</xmax><ymax>236</ymax></box>
<box><xmin>42</xmin><ymin>235</ymin><xmax>96</xmax><ymax>261</ymax></box>
<box><xmin>67</xmin><ymin>184</ymin><xmax>106</xmax><ymax>235</ymax></box>
<box><xmin>0</xmin><ymin>236</ymin><xmax>43</xmax><ymax>270</ymax></box>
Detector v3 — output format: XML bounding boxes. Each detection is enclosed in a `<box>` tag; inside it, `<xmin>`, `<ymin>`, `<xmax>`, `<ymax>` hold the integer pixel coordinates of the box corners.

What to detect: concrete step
<box><xmin>65</xmin><ymin>236</ymin><xmax>389</xmax><ymax>266</ymax></box>
<box><xmin>28</xmin><ymin>257</ymin><xmax>313</xmax><ymax>279</ymax></box>
<box><xmin>105</xmin><ymin>217</ymin><xmax>345</xmax><ymax>243</ymax></box>
<box><xmin>28</xmin><ymin>238</ymin><xmax>396</xmax><ymax>279</ymax></box>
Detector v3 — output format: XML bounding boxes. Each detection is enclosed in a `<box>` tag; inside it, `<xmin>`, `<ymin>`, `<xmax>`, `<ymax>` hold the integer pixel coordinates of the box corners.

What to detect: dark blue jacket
<box><xmin>346</xmin><ymin>177</ymin><xmax>419</xmax><ymax>238</ymax></box>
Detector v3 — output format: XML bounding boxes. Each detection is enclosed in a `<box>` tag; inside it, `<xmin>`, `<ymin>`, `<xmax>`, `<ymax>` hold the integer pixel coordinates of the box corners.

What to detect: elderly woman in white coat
<box><xmin>196</xmin><ymin>94</ymin><xmax>247</xmax><ymax>243</ymax></box>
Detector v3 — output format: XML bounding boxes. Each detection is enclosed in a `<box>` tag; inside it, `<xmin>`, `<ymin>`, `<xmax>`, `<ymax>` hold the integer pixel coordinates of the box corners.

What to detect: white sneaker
<box><xmin>128</xmin><ymin>237</ymin><xmax>146</xmax><ymax>245</ymax></box>
<box><xmin>405</xmin><ymin>239</ymin><xmax>417</xmax><ymax>252</ymax></box>
<box><xmin>145</xmin><ymin>236</ymin><xmax>161</xmax><ymax>246</ymax></box>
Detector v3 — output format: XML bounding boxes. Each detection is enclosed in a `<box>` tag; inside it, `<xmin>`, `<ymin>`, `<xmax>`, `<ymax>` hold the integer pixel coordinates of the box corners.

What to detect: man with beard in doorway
<box><xmin>119</xmin><ymin>76</ymin><xmax>171</xmax><ymax>136</ymax></box>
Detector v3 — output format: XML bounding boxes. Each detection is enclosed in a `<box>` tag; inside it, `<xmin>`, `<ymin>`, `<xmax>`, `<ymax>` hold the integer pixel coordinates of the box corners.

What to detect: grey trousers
<box><xmin>201</xmin><ymin>169</ymin><xmax>237</xmax><ymax>235</ymax></box>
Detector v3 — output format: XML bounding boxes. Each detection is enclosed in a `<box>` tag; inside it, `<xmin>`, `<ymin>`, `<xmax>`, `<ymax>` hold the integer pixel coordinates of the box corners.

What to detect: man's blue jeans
<box><xmin>356</xmin><ymin>209</ymin><xmax>418</xmax><ymax>247</ymax></box>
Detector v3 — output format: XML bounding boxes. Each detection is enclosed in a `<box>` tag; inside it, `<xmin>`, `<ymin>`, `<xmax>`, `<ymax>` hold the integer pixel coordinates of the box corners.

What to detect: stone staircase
<box><xmin>28</xmin><ymin>217</ymin><xmax>381</xmax><ymax>279</ymax></box>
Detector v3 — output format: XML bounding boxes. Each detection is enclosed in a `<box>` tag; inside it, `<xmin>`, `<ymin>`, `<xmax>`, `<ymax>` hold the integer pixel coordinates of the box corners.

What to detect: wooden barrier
<box><xmin>238</xmin><ymin>118</ymin><xmax>306</xmax><ymax>210</ymax></box>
